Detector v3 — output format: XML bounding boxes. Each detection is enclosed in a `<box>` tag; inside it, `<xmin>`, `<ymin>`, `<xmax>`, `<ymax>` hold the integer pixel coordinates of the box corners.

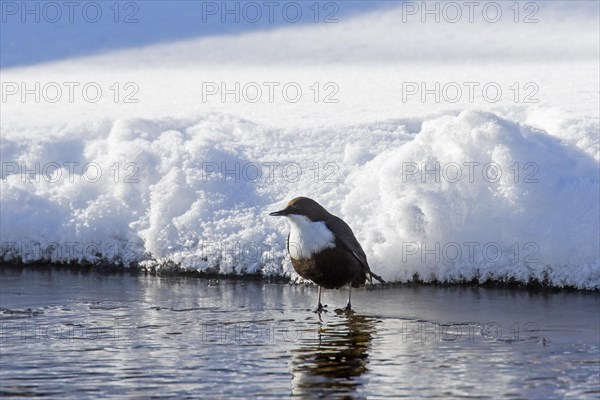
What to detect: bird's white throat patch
<box><xmin>287</xmin><ymin>215</ymin><xmax>336</xmax><ymax>260</ymax></box>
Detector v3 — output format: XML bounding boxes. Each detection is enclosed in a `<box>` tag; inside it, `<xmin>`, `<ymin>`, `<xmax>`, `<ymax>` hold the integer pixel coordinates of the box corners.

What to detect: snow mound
<box><xmin>2</xmin><ymin>111</ymin><xmax>598</xmax><ymax>288</ymax></box>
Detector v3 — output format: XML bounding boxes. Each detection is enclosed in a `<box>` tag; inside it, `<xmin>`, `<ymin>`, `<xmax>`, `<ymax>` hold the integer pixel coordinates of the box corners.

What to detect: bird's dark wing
<box><xmin>325</xmin><ymin>215</ymin><xmax>385</xmax><ymax>283</ymax></box>
<box><xmin>287</xmin><ymin>232</ymin><xmax>290</xmax><ymax>255</ymax></box>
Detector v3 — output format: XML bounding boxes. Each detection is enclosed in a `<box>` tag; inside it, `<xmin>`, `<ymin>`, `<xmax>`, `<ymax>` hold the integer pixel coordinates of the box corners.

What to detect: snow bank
<box><xmin>343</xmin><ymin>111</ymin><xmax>599</xmax><ymax>288</ymax></box>
<box><xmin>1</xmin><ymin>2</ymin><xmax>598</xmax><ymax>288</ymax></box>
<box><xmin>1</xmin><ymin>110</ymin><xmax>598</xmax><ymax>288</ymax></box>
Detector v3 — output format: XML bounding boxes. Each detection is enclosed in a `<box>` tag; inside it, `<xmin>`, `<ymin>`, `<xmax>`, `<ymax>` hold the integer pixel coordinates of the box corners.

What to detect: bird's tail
<box><xmin>370</xmin><ymin>271</ymin><xmax>386</xmax><ymax>284</ymax></box>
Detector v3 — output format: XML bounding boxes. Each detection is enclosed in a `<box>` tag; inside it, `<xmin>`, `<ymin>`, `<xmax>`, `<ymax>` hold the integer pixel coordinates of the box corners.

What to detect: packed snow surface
<box><xmin>1</xmin><ymin>2</ymin><xmax>599</xmax><ymax>288</ymax></box>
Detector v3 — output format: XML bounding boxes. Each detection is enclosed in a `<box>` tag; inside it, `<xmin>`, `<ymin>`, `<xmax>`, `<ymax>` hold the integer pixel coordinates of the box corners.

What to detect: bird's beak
<box><xmin>269</xmin><ymin>209</ymin><xmax>288</xmax><ymax>217</ymax></box>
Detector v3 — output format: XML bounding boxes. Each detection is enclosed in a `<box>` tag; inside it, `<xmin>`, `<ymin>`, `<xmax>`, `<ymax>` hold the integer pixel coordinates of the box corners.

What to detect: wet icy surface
<box><xmin>1</xmin><ymin>268</ymin><xmax>598</xmax><ymax>398</ymax></box>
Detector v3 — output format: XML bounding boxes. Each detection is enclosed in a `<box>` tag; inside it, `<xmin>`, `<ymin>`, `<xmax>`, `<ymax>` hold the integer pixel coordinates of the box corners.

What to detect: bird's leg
<box><xmin>345</xmin><ymin>283</ymin><xmax>352</xmax><ymax>311</ymax></box>
<box><xmin>316</xmin><ymin>286</ymin><xmax>324</xmax><ymax>312</ymax></box>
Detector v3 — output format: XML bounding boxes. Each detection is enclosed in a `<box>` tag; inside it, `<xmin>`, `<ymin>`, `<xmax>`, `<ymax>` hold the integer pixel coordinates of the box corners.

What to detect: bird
<box><xmin>269</xmin><ymin>197</ymin><xmax>385</xmax><ymax>311</ymax></box>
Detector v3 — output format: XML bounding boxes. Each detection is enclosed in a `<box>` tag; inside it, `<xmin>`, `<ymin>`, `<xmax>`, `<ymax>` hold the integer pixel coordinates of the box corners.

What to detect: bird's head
<box><xmin>269</xmin><ymin>197</ymin><xmax>331</xmax><ymax>222</ymax></box>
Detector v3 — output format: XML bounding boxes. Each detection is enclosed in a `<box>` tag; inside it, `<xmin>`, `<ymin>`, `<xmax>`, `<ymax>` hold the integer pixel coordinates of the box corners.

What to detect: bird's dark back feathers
<box><xmin>325</xmin><ymin>215</ymin><xmax>373</xmax><ymax>280</ymax></box>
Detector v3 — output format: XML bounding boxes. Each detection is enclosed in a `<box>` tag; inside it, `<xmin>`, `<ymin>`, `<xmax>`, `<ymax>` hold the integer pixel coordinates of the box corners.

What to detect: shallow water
<box><xmin>1</xmin><ymin>268</ymin><xmax>599</xmax><ymax>399</ymax></box>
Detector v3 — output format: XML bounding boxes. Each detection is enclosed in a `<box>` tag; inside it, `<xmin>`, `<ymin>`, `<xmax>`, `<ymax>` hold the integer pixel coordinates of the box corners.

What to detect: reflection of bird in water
<box><xmin>290</xmin><ymin>312</ymin><xmax>377</xmax><ymax>398</ymax></box>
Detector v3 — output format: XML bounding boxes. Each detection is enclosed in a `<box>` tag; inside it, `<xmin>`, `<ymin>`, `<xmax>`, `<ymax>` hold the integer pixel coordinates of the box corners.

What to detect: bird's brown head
<box><xmin>269</xmin><ymin>197</ymin><xmax>331</xmax><ymax>222</ymax></box>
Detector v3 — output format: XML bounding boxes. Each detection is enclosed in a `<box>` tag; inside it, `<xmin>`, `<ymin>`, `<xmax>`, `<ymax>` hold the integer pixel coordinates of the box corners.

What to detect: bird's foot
<box><xmin>344</xmin><ymin>303</ymin><xmax>354</xmax><ymax>314</ymax></box>
<box><xmin>314</xmin><ymin>303</ymin><xmax>328</xmax><ymax>313</ymax></box>
<box><xmin>334</xmin><ymin>304</ymin><xmax>355</xmax><ymax>315</ymax></box>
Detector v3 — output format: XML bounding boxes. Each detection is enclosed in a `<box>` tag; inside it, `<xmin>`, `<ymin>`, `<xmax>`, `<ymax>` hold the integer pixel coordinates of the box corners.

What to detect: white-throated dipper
<box><xmin>269</xmin><ymin>197</ymin><xmax>385</xmax><ymax>311</ymax></box>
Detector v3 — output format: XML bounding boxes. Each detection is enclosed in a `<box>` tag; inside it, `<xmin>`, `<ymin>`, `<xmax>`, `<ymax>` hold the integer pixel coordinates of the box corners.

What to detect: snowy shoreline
<box><xmin>2</xmin><ymin>110</ymin><xmax>598</xmax><ymax>289</ymax></box>
<box><xmin>2</xmin><ymin>3</ymin><xmax>598</xmax><ymax>290</ymax></box>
